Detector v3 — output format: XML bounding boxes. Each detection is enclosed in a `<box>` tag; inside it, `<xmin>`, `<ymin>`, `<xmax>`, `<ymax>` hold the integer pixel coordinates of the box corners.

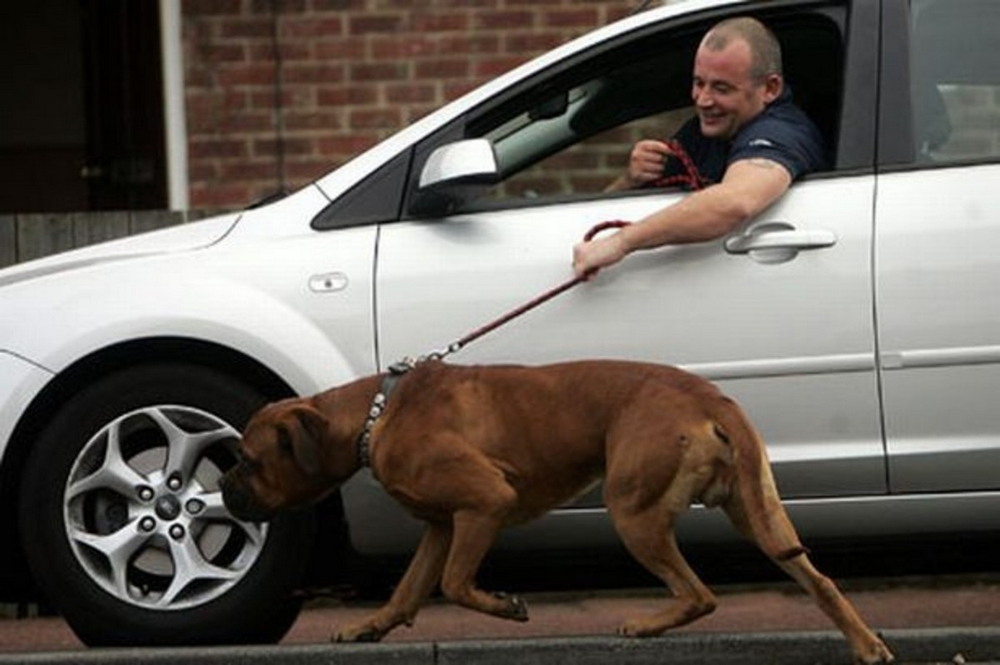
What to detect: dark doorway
<box><xmin>0</xmin><ymin>0</ymin><xmax>167</xmax><ymax>213</ymax></box>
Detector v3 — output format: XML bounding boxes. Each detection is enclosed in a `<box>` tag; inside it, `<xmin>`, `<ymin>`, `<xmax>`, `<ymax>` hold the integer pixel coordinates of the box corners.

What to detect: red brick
<box><xmin>371</xmin><ymin>36</ymin><xmax>436</xmax><ymax>59</ymax></box>
<box><xmin>217</xmin><ymin>64</ymin><xmax>277</xmax><ymax>87</ymax></box>
<box><xmin>313</xmin><ymin>0</ymin><xmax>365</xmax><ymax>9</ymax></box>
<box><xmin>188</xmin><ymin>139</ymin><xmax>249</xmax><ymax>160</ymax></box>
<box><xmin>315</xmin><ymin>38</ymin><xmax>366</xmax><ymax>60</ymax></box>
<box><xmin>183</xmin><ymin>0</ymin><xmax>241</xmax><ymax>16</ymax></box>
<box><xmin>219</xmin><ymin>17</ymin><xmax>274</xmax><ymax>39</ymax></box>
<box><xmin>317</xmin><ymin>85</ymin><xmax>378</xmax><ymax>107</ymax></box>
<box><xmin>283</xmin><ymin>63</ymin><xmax>345</xmax><ymax>84</ymax></box>
<box><xmin>349</xmin><ymin>108</ymin><xmax>402</xmax><ymax>130</ymax></box>
<box><xmin>220</xmin><ymin>162</ymin><xmax>280</xmax><ymax>181</ymax></box>
<box><xmin>285</xmin><ymin>159</ymin><xmax>334</xmax><ymax>181</ymax></box>
<box><xmin>349</xmin><ymin>62</ymin><xmax>409</xmax><ymax>82</ymax></box>
<box><xmin>475</xmin><ymin>11</ymin><xmax>534</xmax><ymax>30</ymax></box>
<box><xmin>411</xmin><ymin>13</ymin><xmax>469</xmax><ymax>32</ymax></box>
<box><xmin>253</xmin><ymin>137</ymin><xmax>315</xmax><ymax>157</ymax></box>
<box><xmin>190</xmin><ymin>184</ymin><xmax>254</xmax><ymax>208</ymax></box>
<box><xmin>284</xmin><ymin>110</ymin><xmax>342</xmax><ymax>131</ymax></box>
<box><xmin>317</xmin><ymin>135</ymin><xmax>380</xmax><ymax>157</ymax></box>
<box><xmin>438</xmin><ymin>34</ymin><xmax>500</xmax><ymax>56</ymax></box>
<box><xmin>386</xmin><ymin>83</ymin><xmax>438</xmax><ymax>104</ymax></box>
<box><xmin>542</xmin><ymin>8</ymin><xmax>600</xmax><ymax>28</ymax></box>
<box><xmin>414</xmin><ymin>59</ymin><xmax>469</xmax><ymax>79</ymax></box>
<box><xmin>198</xmin><ymin>43</ymin><xmax>246</xmax><ymax>63</ymax></box>
<box><xmin>281</xmin><ymin>16</ymin><xmax>343</xmax><ymax>38</ymax></box>
<box><xmin>474</xmin><ymin>56</ymin><xmax>529</xmax><ymax>78</ymax></box>
<box><xmin>505</xmin><ymin>32</ymin><xmax>565</xmax><ymax>54</ymax></box>
<box><xmin>349</xmin><ymin>14</ymin><xmax>405</xmax><ymax>35</ymax></box>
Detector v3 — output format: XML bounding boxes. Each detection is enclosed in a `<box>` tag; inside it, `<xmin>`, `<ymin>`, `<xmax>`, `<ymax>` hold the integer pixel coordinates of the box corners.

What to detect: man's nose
<box><xmin>693</xmin><ymin>87</ymin><xmax>713</xmax><ymax>107</ymax></box>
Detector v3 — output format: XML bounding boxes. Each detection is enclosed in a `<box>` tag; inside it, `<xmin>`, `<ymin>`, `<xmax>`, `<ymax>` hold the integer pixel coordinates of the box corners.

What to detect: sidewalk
<box><xmin>2</xmin><ymin>573</ymin><xmax>998</xmax><ymax>662</ymax></box>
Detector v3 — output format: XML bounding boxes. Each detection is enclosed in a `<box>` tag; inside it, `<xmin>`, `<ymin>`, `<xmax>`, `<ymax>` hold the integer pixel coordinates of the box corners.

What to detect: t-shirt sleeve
<box><xmin>728</xmin><ymin>114</ymin><xmax>828</xmax><ymax>180</ymax></box>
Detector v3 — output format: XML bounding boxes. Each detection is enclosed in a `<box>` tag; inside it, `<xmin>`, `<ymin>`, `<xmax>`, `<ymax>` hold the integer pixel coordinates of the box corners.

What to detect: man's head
<box><xmin>692</xmin><ymin>17</ymin><xmax>784</xmax><ymax>140</ymax></box>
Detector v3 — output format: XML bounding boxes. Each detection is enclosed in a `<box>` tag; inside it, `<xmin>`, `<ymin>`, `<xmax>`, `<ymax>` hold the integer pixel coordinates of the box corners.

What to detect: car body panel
<box><xmin>377</xmin><ymin>175</ymin><xmax>883</xmax><ymax>495</ymax></box>
<box><xmin>876</xmin><ymin>165</ymin><xmax>1000</xmax><ymax>493</ymax></box>
<box><xmin>0</xmin><ymin>352</ymin><xmax>53</xmax><ymax>460</ymax></box>
<box><xmin>0</xmin><ymin>219</ymin><xmax>378</xmax><ymax>400</ymax></box>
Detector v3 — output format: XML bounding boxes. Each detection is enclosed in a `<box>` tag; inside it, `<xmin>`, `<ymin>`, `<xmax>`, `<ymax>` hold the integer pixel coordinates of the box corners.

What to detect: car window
<box><xmin>457</xmin><ymin>11</ymin><xmax>844</xmax><ymax>209</ymax></box>
<box><xmin>910</xmin><ymin>0</ymin><xmax>1000</xmax><ymax>163</ymax></box>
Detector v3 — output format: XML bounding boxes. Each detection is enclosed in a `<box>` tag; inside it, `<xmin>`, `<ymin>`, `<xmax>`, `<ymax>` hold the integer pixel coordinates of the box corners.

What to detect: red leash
<box><xmin>429</xmin><ymin>221</ymin><xmax>629</xmax><ymax>359</ymax></box>
<box><xmin>651</xmin><ymin>139</ymin><xmax>710</xmax><ymax>190</ymax></box>
<box><xmin>423</xmin><ymin>141</ymin><xmax>706</xmax><ymax>361</ymax></box>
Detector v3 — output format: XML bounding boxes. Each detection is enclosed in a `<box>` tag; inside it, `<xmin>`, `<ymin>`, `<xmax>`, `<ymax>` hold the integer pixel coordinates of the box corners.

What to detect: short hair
<box><xmin>702</xmin><ymin>17</ymin><xmax>783</xmax><ymax>83</ymax></box>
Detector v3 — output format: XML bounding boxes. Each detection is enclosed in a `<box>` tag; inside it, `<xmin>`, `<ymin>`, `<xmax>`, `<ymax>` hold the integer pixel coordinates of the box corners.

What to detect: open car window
<box><xmin>449</xmin><ymin>8</ymin><xmax>845</xmax><ymax>211</ymax></box>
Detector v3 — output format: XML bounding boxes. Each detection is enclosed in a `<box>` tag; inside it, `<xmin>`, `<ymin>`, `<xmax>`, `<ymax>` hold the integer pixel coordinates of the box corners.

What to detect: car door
<box><xmin>375</xmin><ymin>2</ymin><xmax>884</xmax><ymax>514</ymax></box>
<box><xmin>876</xmin><ymin>0</ymin><xmax>1000</xmax><ymax>493</ymax></box>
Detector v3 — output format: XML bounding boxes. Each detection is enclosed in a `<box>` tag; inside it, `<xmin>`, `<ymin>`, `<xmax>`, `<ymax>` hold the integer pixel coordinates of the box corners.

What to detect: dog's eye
<box><xmin>276</xmin><ymin>429</ymin><xmax>293</xmax><ymax>455</ymax></box>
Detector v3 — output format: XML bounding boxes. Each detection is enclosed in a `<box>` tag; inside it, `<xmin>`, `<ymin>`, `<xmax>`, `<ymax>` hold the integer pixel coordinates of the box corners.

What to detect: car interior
<box><xmin>463</xmin><ymin>11</ymin><xmax>846</xmax><ymax>208</ymax></box>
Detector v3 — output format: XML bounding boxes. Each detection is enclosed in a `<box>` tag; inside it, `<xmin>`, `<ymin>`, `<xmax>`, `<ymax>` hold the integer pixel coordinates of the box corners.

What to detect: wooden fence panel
<box><xmin>16</xmin><ymin>213</ymin><xmax>76</xmax><ymax>263</ymax></box>
<box><xmin>0</xmin><ymin>210</ymin><xmax>195</xmax><ymax>267</ymax></box>
<box><xmin>0</xmin><ymin>215</ymin><xmax>14</xmax><ymax>268</ymax></box>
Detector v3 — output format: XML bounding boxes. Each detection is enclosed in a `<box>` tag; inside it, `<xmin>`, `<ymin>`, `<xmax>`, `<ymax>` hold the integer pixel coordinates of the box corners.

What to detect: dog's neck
<box><xmin>357</xmin><ymin>361</ymin><xmax>414</xmax><ymax>468</ymax></box>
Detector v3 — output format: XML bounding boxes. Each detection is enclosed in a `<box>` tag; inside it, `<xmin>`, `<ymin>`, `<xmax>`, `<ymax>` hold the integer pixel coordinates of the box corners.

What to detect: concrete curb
<box><xmin>3</xmin><ymin>627</ymin><xmax>999</xmax><ymax>665</ymax></box>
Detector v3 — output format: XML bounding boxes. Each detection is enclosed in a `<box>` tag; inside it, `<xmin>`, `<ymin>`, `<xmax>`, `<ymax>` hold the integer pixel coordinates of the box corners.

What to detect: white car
<box><xmin>1</xmin><ymin>0</ymin><xmax>998</xmax><ymax>647</ymax></box>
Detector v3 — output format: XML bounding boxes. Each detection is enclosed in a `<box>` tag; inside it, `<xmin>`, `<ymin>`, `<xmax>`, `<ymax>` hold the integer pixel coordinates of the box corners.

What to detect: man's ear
<box><xmin>287</xmin><ymin>405</ymin><xmax>328</xmax><ymax>475</ymax></box>
<box><xmin>762</xmin><ymin>73</ymin><xmax>783</xmax><ymax>104</ymax></box>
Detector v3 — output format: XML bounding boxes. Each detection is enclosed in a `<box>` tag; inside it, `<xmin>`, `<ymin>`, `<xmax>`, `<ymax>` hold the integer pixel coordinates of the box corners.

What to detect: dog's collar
<box><xmin>357</xmin><ymin>360</ymin><xmax>413</xmax><ymax>468</ymax></box>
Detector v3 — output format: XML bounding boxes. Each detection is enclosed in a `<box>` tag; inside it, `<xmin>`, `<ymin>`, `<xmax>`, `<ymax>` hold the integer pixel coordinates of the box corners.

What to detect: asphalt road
<box><xmin>2</xmin><ymin>573</ymin><xmax>999</xmax><ymax>664</ymax></box>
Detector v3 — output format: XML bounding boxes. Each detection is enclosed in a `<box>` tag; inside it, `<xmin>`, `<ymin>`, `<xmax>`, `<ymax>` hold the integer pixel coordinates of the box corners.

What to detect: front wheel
<box><xmin>18</xmin><ymin>364</ymin><xmax>313</xmax><ymax>646</ymax></box>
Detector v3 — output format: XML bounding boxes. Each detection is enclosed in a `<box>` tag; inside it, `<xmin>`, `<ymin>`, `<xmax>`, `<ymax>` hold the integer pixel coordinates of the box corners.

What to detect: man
<box><xmin>573</xmin><ymin>17</ymin><xmax>827</xmax><ymax>277</ymax></box>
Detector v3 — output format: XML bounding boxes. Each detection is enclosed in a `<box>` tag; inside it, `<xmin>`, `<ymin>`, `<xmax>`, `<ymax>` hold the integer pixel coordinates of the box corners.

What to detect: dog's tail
<box><xmin>712</xmin><ymin>397</ymin><xmax>808</xmax><ymax>562</ymax></box>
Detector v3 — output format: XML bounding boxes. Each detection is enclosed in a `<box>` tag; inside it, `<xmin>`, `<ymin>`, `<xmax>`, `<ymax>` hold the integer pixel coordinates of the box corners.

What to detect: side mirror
<box><xmin>409</xmin><ymin>139</ymin><xmax>500</xmax><ymax>216</ymax></box>
<box><xmin>419</xmin><ymin>139</ymin><xmax>499</xmax><ymax>189</ymax></box>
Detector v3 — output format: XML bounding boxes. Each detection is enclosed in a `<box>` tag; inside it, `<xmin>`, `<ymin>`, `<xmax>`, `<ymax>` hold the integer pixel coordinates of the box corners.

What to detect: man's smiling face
<box><xmin>691</xmin><ymin>36</ymin><xmax>780</xmax><ymax>141</ymax></box>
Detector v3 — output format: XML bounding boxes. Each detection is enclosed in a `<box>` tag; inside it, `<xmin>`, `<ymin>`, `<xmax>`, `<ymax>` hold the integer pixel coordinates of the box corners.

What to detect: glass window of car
<box><xmin>910</xmin><ymin>0</ymin><xmax>1000</xmax><ymax>163</ymax></box>
<box><xmin>455</xmin><ymin>11</ymin><xmax>845</xmax><ymax>210</ymax></box>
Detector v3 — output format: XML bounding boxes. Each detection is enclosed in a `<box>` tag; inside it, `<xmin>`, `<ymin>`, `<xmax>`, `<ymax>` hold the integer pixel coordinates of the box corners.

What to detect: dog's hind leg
<box><xmin>333</xmin><ymin>522</ymin><xmax>451</xmax><ymax>643</ymax></box>
<box><xmin>724</xmin><ymin>498</ymin><xmax>894</xmax><ymax>664</ymax></box>
<box><xmin>608</xmin><ymin>501</ymin><xmax>717</xmax><ymax>637</ymax></box>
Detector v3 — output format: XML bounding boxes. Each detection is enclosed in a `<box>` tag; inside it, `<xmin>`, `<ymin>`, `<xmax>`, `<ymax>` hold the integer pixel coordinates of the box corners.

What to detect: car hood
<box><xmin>0</xmin><ymin>212</ymin><xmax>241</xmax><ymax>289</ymax></box>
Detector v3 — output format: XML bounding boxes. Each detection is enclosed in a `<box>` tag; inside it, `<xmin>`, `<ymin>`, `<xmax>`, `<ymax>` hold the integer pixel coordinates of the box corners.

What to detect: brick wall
<box><xmin>182</xmin><ymin>0</ymin><xmax>655</xmax><ymax>210</ymax></box>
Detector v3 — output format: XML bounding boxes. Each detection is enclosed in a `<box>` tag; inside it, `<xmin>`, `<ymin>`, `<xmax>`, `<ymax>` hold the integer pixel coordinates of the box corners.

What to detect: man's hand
<box><xmin>573</xmin><ymin>232</ymin><xmax>629</xmax><ymax>278</ymax></box>
<box><xmin>607</xmin><ymin>140</ymin><xmax>675</xmax><ymax>191</ymax></box>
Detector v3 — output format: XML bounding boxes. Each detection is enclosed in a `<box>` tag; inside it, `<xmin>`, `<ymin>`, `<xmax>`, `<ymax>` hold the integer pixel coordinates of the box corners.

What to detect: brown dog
<box><xmin>221</xmin><ymin>359</ymin><xmax>893</xmax><ymax>664</ymax></box>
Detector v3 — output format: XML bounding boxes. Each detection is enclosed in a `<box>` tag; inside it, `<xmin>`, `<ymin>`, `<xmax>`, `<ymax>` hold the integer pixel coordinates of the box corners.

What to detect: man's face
<box><xmin>691</xmin><ymin>37</ymin><xmax>780</xmax><ymax>140</ymax></box>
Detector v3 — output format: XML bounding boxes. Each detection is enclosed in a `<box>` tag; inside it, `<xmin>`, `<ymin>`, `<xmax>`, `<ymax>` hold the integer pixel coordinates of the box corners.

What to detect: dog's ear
<box><xmin>285</xmin><ymin>405</ymin><xmax>328</xmax><ymax>475</ymax></box>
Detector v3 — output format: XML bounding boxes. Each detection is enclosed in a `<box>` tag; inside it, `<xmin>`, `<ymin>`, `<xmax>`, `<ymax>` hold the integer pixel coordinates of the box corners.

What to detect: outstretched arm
<box><xmin>574</xmin><ymin>157</ymin><xmax>791</xmax><ymax>277</ymax></box>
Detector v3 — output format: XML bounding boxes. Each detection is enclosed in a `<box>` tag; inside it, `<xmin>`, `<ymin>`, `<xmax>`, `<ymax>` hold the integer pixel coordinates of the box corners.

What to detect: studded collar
<box><xmin>357</xmin><ymin>361</ymin><xmax>413</xmax><ymax>468</ymax></box>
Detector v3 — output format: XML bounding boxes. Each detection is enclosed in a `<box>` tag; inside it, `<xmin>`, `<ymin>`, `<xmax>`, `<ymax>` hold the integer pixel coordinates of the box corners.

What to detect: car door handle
<box><xmin>724</xmin><ymin>222</ymin><xmax>837</xmax><ymax>264</ymax></box>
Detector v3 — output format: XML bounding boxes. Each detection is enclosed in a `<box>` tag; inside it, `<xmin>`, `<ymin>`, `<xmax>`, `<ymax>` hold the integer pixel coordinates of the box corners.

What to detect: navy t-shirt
<box><xmin>663</xmin><ymin>86</ymin><xmax>828</xmax><ymax>187</ymax></box>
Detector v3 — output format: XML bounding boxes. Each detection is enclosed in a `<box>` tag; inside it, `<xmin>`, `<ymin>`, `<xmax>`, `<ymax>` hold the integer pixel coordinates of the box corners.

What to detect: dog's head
<box><xmin>221</xmin><ymin>398</ymin><xmax>355</xmax><ymax>522</ymax></box>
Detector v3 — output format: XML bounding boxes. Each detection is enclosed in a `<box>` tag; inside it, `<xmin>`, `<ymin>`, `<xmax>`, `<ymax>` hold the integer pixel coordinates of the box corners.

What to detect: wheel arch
<box><xmin>0</xmin><ymin>336</ymin><xmax>352</xmax><ymax>601</ymax></box>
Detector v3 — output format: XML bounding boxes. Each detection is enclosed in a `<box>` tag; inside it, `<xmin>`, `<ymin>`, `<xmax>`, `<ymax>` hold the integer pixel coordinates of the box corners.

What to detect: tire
<box><xmin>18</xmin><ymin>364</ymin><xmax>313</xmax><ymax>646</ymax></box>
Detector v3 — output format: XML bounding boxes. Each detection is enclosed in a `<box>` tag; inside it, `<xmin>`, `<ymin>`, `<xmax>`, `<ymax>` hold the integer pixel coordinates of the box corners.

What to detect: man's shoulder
<box><xmin>731</xmin><ymin>94</ymin><xmax>829</xmax><ymax>178</ymax></box>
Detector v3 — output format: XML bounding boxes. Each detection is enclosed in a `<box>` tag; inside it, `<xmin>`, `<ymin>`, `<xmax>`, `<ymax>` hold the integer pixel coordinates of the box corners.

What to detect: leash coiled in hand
<box><xmin>650</xmin><ymin>139</ymin><xmax>710</xmax><ymax>191</ymax></box>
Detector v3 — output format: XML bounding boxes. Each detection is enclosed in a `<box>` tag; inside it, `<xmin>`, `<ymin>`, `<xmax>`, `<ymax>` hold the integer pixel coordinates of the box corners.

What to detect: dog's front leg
<box><xmin>439</xmin><ymin>509</ymin><xmax>529</xmax><ymax>622</ymax></box>
<box><xmin>333</xmin><ymin>523</ymin><xmax>452</xmax><ymax>643</ymax></box>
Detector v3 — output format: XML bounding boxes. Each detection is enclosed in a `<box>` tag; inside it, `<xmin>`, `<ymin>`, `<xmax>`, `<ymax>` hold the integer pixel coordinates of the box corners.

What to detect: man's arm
<box><xmin>573</xmin><ymin>157</ymin><xmax>791</xmax><ymax>277</ymax></box>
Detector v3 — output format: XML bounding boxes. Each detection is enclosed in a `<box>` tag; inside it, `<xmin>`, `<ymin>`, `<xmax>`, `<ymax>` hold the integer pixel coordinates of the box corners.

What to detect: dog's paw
<box><xmin>617</xmin><ymin>618</ymin><xmax>664</xmax><ymax>639</ymax></box>
<box><xmin>493</xmin><ymin>592</ymin><xmax>530</xmax><ymax>622</ymax></box>
<box><xmin>332</xmin><ymin>625</ymin><xmax>385</xmax><ymax>643</ymax></box>
<box><xmin>853</xmin><ymin>633</ymin><xmax>895</xmax><ymax>664</ymax></box>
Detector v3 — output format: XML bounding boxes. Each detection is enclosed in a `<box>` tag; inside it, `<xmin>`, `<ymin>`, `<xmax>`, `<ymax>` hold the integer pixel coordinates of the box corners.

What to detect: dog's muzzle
<box><xmin>220</xmin><ymin>465</ymin><xmax>275</xmax><ymax>523</ymax></box>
